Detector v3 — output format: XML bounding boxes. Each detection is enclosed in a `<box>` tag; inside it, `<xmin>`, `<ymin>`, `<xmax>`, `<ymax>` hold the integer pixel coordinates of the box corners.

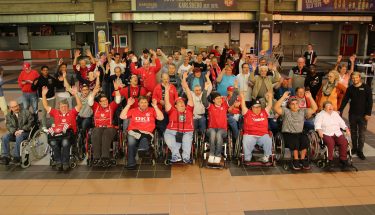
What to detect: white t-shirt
<box><xmin>109</xmin><ymin>60</ymin><xmax>126</xmax><ymax>75</ymax></box>
<box><xmin>178</xmin><ymin>64</ymin><xmax>192</xmax><ymax>78</ymax></box>
<box><xmin>236</xmin><ymin>73</ymin><xmax>251</xmax><ymax>101</ymax></box>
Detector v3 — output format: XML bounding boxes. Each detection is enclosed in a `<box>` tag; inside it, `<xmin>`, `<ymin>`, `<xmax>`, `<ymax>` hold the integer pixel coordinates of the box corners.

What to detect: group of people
<box><xmin>1</xmin><ymin>42</ymin><xmax>374</xmax><ymax>171</ymax></box>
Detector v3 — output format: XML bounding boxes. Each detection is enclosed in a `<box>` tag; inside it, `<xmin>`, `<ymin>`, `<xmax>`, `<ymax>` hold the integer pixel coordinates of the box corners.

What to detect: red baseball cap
<box><xmin>227</xmin><ymin>86</ymin><xmax>234</xmax><ymax>92</ymax></box>
<box><xmin>23</xmin><ymin>62</ymin><xmax>31</xmax><ymax>70</ymax></box>
<box><xmin>175</xmin><ymin>97</ymin><xmax>185</xmax><ymax>104</ymax></box>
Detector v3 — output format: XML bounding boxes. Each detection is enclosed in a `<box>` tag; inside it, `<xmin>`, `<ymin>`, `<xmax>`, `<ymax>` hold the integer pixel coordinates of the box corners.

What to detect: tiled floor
<box><xmin>2</xmin><ymin>59</ymin><xmax>375</xmax><ymax>215</ymax></box>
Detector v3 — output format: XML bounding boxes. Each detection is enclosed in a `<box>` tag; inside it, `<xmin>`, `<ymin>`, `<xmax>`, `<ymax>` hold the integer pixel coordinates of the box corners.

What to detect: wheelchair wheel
<box><xmin>316</xmin><ymin>160</ymin><xmax>326</xmax><ymax>168</ymax></box>
<box><xmin>227</xmin><ymin>131</ymin><xmax>233</xmax><ymax>161</ymax></box>
<box><xmin>30</xmin><ymin>129</ymin><xmax>48</xmax><ymax>160</ymax></box>
<box><xmin>20</xmin><ymin>140</ymin><xmax>31</xmax><ymax>169</ymax></box>
<box><xmin>274</xmin><ymin>132</ymin><xmax>285</xmax><ymax>162</ymax></box>
<box><xmin>307</xmin><ymin>130</ymin><xmax>320</xmax><ymax>161</ymax></box>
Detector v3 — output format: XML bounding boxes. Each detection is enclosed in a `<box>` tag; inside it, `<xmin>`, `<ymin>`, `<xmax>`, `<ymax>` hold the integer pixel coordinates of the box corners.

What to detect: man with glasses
<box><xmin>2</xmin><ymin>101</ymin><xmax>34</xmax><ymax>165</ymax></box>
<box><xmin>237</xmin><ymin>63</ymin><xmax>252</xmax><ymax>107</ymax></box>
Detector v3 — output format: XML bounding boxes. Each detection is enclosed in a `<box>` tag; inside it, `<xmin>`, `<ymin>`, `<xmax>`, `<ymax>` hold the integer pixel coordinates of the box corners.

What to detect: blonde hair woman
<box><xmin>316</xmin><ymin>70</ymin><xmax>346</xmax><ymax>111</ymax></box>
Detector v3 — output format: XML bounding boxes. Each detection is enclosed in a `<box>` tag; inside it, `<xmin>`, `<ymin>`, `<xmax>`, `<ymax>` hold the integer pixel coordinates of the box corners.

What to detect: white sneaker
<box><xmin>259</xmin><ymin>155</ymin><xmax>269</xmax><ymax>163</ymax></box>
<box><xmin>208</xmin><ymin>156</ymin><xmax>215</xmax><ymax>164</ymax></box>
<box><xmin>214</xmin><ymin>156</ymin><xmax>221</xmax><ymax>164</ymax></box>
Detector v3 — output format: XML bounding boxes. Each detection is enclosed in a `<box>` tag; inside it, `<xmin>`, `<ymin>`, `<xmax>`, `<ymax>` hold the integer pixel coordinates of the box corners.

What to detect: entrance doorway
<box><xmin>340</xmin><ymin>34</ymin><xmax>357</xmax><ymax>56</ymax></box>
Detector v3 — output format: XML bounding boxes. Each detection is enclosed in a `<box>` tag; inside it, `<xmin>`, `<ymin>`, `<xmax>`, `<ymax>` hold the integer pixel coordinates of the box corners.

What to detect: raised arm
<box><xmin>202</xmin><ymin>81</ymin><xmax>211</xmax><ymax>108</ymax></box>
<box><xmin>120</xmin><ymin>97</ymin><xmax>135</xmax><ymax>119</ymax></box>
<box><xmin>305</xmin><ymin>91</ymin><xmax>318</xmax><ymax>118</ymax></box>
<box><xmin>274</xmin><ymin>91</ymin><xmax>290</xmax><ymax>116</ymax></box>
<box><xmin>88</xmin><ymin>87</ymin><xmax>99</xmax><ymax>106</ymax></box>
<box><xmin>240</xmin><ymin>92</ymin><xmax>248</xmax><ymax>115</ymax></box>
<box><xmin>216</xmin><ymin>68</ymin><xmax>225</xmax><ymax>83</ymax></box>
<box><xmin>41</xmin><ymin>86</ymin><xmax>51</xmax><ymax>112</ymax></box>
<box><xmin>164</xmin><ymin>84</ymin><xmax>172</xmax><ymax>112</ymax></box>
<box><xmin>349</xmin><ymin>55</ymin><xmax>355</xmax><ymax>76</ymax></box>
<box><xmin>71</xmin><ymin>86</ymin><xmax>82</xmax><ymax>112</ymax></box>
<box><xmin>86</xmin><ymin>49</ymin><xmax>96</xmax><ymax>65</ymax></box>
<box><xmin>73</xmin><ymin>49</ymin><xmax>81</xmax><ymax>67</ymax></box>
<box><xmin>152</xmin><ymin>98</ymin><xmax>164</xmax><ymax>120</ymax></box>
<box><xmin>113</xmin><ymin>80</ymin><xmax>121</xmax><ymax>104</ymax></box>
<box><xmin>264</xmin><ymin>91</ymin><xmax>273</xmax><ymax>114</ymax></box>
<box><xmin>182</xmin><ymin>72</ymin><xmax>193</xmax><ymax>107</ymax></box>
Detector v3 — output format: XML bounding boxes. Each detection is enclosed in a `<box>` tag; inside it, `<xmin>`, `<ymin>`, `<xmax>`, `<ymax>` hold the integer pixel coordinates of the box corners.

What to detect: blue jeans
<box><xmin>22</xmin><ymin>92</ymin><xmax>38</xmax><ymax>114</ymax></box>
<box><xmin>243</xmin><ymin>134</ymin><xmax>272</xmax><ymax>161</ymax></box>
<box><xmin>227</xmin><ymin>114</ymin><xmax>239</xmax><ymax>139</ymax></box>
<box><xmin>164</xmin><ymin>129</ymin><xmax>193</xmax><ymax>162</ymax></box>
<box><xmin>50</xmin><ymin>137</ymin><xmax>71</xmax><ymax>165</ymax></box>
<box><xmin>193</xmin><ymin>116</ymin><xmax>206</xmax><ymax>134</ymax></box>
<box><xmin>127</xmin><ymin>134</ymin><xmax>150</xmax><ymax>166</ymax></box>
<box><xmin>2</xmin><ymin>132</ymin><xmax>29</xmax><ymax>158</ymax></box>
<box><xmin>207</xmin><ymin>128</ymin><xmax>227</xmax><ymax>156</ymax></box>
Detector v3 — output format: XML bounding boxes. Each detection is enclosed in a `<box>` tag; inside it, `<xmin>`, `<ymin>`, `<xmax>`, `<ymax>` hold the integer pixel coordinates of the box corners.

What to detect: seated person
<box><xmin>240</xmin><ymin>92</ymin><xmax>273</xmax><ymax>164</ymax></box>
<box><xmin>120</xmin><ymin>96</ymin><xmax>164</xmax><ymax>170</ymax></box>
<box><xmin>226</xmin><ymin>84</ymin><xmax>241</xmax><ymax>141</ymax></box>
<box><xmin>250</xmin><ymin>65</ymin><xmax>280</xmax><ymax>100</ymax></box>
<box><xmin>216</xmin><ymin>65</ymin><xmax>236</xmax><ymax>96</ymax></box>
<box><xmin>163</xmin><ymin>79</ymin><xmax>194</xmax><ymax>163</ymax></box>
<box><xmin>315</xmin><ymin>101</ymin><xmax>350</xmax><ymax>169</ymax></box>
<box><xmin>274</xmin><ymin>77</ymin><xmax>295</xmax><ymax>100</ymax></box>
<box><xmin>88</xmin><ymin>82</ymin><xmax>121</xmax><ymax>166</ymax></box>
<box><xmin>2</xmin><ymin>100</ymin><xmax>33</xmax><ymax>165</ymax></box>
<box><xmin>42</xmin><ymin>86</ymin><xmax>82</xmax><ymax>171</ymax></box>
<box><xmin>274</xmin><ymin>91</ymin><xmax>318</xmax><ymax>170</ymax></box>
<box><xmin>202</xmin><ymin>81</ymin><xmax>238</xmax><ymax>164</ymax></box>
<box><xmin>295</xmin><ymin>87</ymin><xmax>314</xmax><ymax>130</ymax></box>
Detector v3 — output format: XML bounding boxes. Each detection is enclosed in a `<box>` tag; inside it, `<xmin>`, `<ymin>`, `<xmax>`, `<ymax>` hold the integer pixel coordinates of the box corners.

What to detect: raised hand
<box><xmin>92</xmin><ymin>86</ymin><xmax>100</xmax><ymax>95</ymax></box>
<box><xmin>127</xmin><ymin>97</ymin><xmax>135</xmax><ymax>106</ymax></box>
<box><xmin>337</xmin><ymin>55</ymin><xmax>343</xmax><ymax>62</ymax></box>
<box><xmin>124</xmin><ymin>47</ymin><xmax>129</xmax><ymax>53</ymax></box>
<box><xmin>349</xmin><ymin>55</ymin><xmax>355</xmax><ymax>63</ymax></box>
<box><xmin>152</xmin><ymin>98</ymin><xmax>158</xmax><ymax>107</ymax></box>
<box><xmin>85</xmin><ymin>49</ymin><xmax>92</xmax><ymax>57</ymax></box>
<box><xmin>305</xmin><ymin>91</ymin><xmax>312</xmax><ymax>99</ymax></box>
<box><xmin>42</xmin><ymin>86</ymin><xmax>49</xmax><ymax>96</ymax></box>
<box><xmin>265</xmin><ymin>91</ymin><xmax>273</xmax><ymax>101</ymax></box>
<box><xmin>113</xmin><ymin>80</ymin><xmax>120</xmax><ymax>90</ymax></box>
<box><xmin>74</xmin><ymin>49</ymin><xmax>81</xmax><ymax>58</ymax></box>
<box><xmin>71</xmin><ymin>86</ymin><xmax>78</xmax><ymax>96</ymax></box>
<box><xmin>204</xmin><ymin>81</ymin><xmax>211</xmax><ymax>91</ymax></box>
<box><xmin>282</xmin><ymin>91</ymin><xmax>290</xmax><ymax>99</ymax></box>
<box><xmin>58</xmin><ymin>58</ymin><xmax>63</xmax><ymax>65</ymax></box>
<box><xmin>234</xmin><ymin>79</ymin><xmax>238</xmax><ymax>88</ymax></box>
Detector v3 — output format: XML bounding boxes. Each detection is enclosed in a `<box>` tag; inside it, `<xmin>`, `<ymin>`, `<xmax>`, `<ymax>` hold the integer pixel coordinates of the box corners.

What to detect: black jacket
<box><xmin>6</xmin><ymin>110</ymin><xmax>34</xmax><ymax>135</ymax></box>
<box><xmin>32</xmin><ymin>75</ymin><xmax>62</xmax><ymax>98</ymax></box>
<box><xmin>339</xmin><ymin>83</ymin><xmax>373</xmax><ymax>116</ymax></box>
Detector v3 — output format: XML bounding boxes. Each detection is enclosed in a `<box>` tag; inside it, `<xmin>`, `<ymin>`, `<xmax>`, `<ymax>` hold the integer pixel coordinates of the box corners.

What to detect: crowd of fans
<box><xmin>1</xmin><ymin>43</ymin><xmax>374</xmax><ymax>171</ymax></box>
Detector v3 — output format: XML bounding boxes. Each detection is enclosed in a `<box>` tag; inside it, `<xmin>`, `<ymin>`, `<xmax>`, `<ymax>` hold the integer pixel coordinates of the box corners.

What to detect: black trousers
<box><xmin>349</xmin><ymin>114</ymin><xmax>367</xmax><ymax>152</ymax></box>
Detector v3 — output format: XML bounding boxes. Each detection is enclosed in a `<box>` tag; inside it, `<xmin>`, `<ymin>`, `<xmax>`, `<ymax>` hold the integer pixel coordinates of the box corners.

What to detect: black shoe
<box><xmin>12</xmin><ymin>157</ymin><xmax>21</xmax><ymax>165</ymax></box>
<box><xmin>3</xmin><ymin>157</ymin><xmax>10</xmax><ymax>166</ymax></box>
<box><xmin>292</xmin><ymin>160</ymin><xmax>301</xmax><ymax>170</ymax></box>
<box><xmin>351</xmin><ymin>148</ymin><xmax>357</xmax><ymax>155</ymax></box>
<box><xmin>325</xmin><ymin>160</ymin><xmax>334</xmax><ymax>170</ymax></box>
<box><xmin>357</xmin><ymin>151</ymin><xmax>366</xmax><ymax>160</ymax></box>
<box><xmin>62</xmin><ymin>164</ymin><xmax>70</xmax><ymax>171</ymax></box>
<box><xmin>126</xmin><ymin>164</ymin><xmax>137</xmax><ymax>170</ymax></box>
<box><xmin>55</xmin><ymin>163</ymin><xmax>63</xmax><ymax>171</ymax></box>
<box><xmin>301</xmin><ymin>159</ymin><xmax>311</xmax><ymax>170</ymax></box>
<box><xmin>339</xmin><ymin>160</ymin><xmax>349</xmax><ymax>170</ymax></box>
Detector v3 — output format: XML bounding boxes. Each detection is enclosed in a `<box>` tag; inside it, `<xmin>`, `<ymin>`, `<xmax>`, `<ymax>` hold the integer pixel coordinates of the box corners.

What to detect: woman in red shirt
<box><xmin>240</xmin><ymin>92</ymin><xmax>273</xmax><ymax>165</ymax></box>
<box><xmin>163</xmin><ymin>79</ymin><xmax>194</xmax><ymax>164</ymax></box>
<box><xmin>202</xmin><ymin>81</ymin><xmax>239</xmax><ymax>164</ymax></box>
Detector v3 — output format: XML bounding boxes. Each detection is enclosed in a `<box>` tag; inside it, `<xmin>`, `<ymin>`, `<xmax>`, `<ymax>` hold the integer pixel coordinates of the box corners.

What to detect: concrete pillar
<box><xmin>258</xmin><ymin>0</ymin><xmax>274</xmax><ymax>55</ymax></box>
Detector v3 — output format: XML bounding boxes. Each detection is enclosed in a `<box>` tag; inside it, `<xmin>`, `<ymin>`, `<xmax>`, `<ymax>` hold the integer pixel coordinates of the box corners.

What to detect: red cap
<box><xmin>175</xmin><ymin>97</ymin><xmax>185</xmax><ymax>104</ymax></box>
<box><xmin>227</xmin><ymin>86</ymin><xmax>234</xmax><ymax>92</ymax></box>
<box><xmin>193</xmin><ymin>67</ymin><xmax>202</xmax><ymax>73</ymax></box>
<box><xmin>23</xmin><ymin>62</ymin><xmax>30</xmax><ymax>70</ymax></box>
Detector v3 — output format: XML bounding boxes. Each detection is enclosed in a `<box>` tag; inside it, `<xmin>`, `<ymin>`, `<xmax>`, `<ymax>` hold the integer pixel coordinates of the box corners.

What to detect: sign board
<box><xmin>258</xmin><ymin>21</ymin><xmax>273</xmax><ymax>56</ymax></box>
<box><xmin>93</xmin><ymin>22</ymin><xmax>109</xmax><ymax>54</ymax></box>
<box><xmin>302</xmin><ymin>0</ymin><xmax>375</xmax><ymax>12</ymax></box>
<box><xmin>135</xmin><ymin>0</ymin><xmax>237</xmax><ymax>11</ymax></box>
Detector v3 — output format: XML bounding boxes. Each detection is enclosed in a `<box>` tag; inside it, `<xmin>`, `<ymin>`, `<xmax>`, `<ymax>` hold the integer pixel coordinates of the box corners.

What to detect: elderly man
<box><xmin>2</xmin><ymin>101</ymin><xmax>34</xmax><ymax>165</ymax></box>
<box><xmin>237</xmin><ymin>62</ymin><xmax>252</xmax><ymax>107</ymax></box>
<box><xmin>289</xmin><ymin>57</ymin><xmax>309</xmax><ymax>89</ymax></box>
<box><xmin>250</xmin><ymin>65</ymin><xmax>280</xmax><ymax>100</ymax></box>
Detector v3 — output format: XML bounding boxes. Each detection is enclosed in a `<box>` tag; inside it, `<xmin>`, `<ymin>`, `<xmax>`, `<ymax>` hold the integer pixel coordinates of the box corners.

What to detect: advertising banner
<box><xmin>258</xmin><ymin>21</ymin><xmax>273</xmax><ymax>56</ymax></box>
<box><xmin>94</xmin><ymin>22</ymin><xmax>109</xmax><ymax>54</ymax></box>
<box><xmin>135</xmin><ymin>0</ymin><xmax>237</xmax><ymax>11</ymax></box>
<box><xmin>302</xmin><ymin>0</ymin><xmax>375</xmax><ymax>12</ymax></box>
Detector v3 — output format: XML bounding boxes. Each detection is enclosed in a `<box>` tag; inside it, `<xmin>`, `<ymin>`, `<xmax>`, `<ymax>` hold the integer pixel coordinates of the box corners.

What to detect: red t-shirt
<box><xmin>207</xmin><ymin>99</ymin><xmax>229</xmax><ymax>129</ymax></box>
<box><xmin>92</xmin><ymin>101</ymin><xmax>119</xmax><ymax>127</ymax></box>
<box><xmin>118</xmin><ymin>86</ymin><xmax>148</xmax><ymax>109</ymax></box>
<box><xmin>227</xmin><ymin>95</ymin><xmax>241</xmax><ymax>114</ymax></box>
<box><xmin>152</xmin><ymin>84</ymin><xmax>178</xmax><ymax>110</ymax></box>
<box><xmin>243</xmin><ymin>109</ymin><xmax>269</xmax><ymax>136</ymax></box>
<box><xmin>167</xmin><ymin>105</ymin><xmax>194</xmax><ymax>132</ymax></box>
<box><xmin>127</xmin><ymin>107</ymin><xmax>157</xmax><ymax>133</ymax></box>
<box><xmin>130</xmin><ymin>58</ymin><xmax>161</xmax><ymax>93</ymax></box>
<box><xmin>49</xmin><ymin>108</ymin><xmax>79</xmax><ymax>133</ymax></box>
<box><xmin>73</xmin><ymin>64</ymin><xmax>95</xmax><ymax>80</ymax></box>
<box><xmin>18</xmin><ymin>70</ymin><xmax>40</xmax><ymax>93</ymax></box>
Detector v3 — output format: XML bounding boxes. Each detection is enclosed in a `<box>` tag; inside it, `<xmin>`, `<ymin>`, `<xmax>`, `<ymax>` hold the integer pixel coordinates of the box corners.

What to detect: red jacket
<box><xmin>18</xmin><ymin>70</ymin><xmax>40</xmax><ymax>93</ymax></box>
<box><xmin>130</xmin><ymin>58</ymin><xmax>161</xmax><ymax>93</ymax></box>
<box><xmin>152</xmin><ymin>84</ymin><xmax>178</xmax><ymax>110</ymax></box>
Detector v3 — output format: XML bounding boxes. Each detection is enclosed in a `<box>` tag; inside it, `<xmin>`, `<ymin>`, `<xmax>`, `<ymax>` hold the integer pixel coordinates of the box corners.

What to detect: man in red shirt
<box><xmin>88</xmin><ymin>82</ymin><xmax>121</xmax><ymax>167</ymax></box>
<box><xmin>42</xmin><ymin>86</ymin><xmax>82</xmax><ymax>171</ymax></box>
<box><xmin>202</xmin><ymin>81</ymin><xmax>239</xmax><ymax>164</ymax></box>
<box><xmin>130</xmin><ymin>49</ymin><xmax>161</xmax><ymax>94</ymax></box>
<box><xmin>240</xmin><ymin>92</ymin><xmax>273</xmax><ymax>165</ymax></box>
<box><xmin>120</xmin><ymin>96</ymin><xmax>164</xmax><ymax>170</ymax></box>
<box><xmin>163</xmin><ymin>80</ymin><xmax>194</xmax><ymax>163</ymax></box>
<box><xmin>18</xmin><ymin>62</ymin><xmax>39</xmax><ymax>114</ymax></box>
<box><xmin>226</xmin><ymin>84</ymin><xmax>240</xmax><ymax>144</ymax></box>
<box><xmin>72</xmin><ymin>49</ymin><xmax>96</xmax><ymax>87</ymax></box>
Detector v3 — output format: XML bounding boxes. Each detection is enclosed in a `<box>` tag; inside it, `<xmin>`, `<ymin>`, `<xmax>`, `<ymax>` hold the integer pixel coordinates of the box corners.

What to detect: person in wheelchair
<box><xmin>163</xmin><ymin>79</ymin><xmax>194</xmax><ymax>164</ymax></box>
<box><xmin>274</xmin><ymin>91</ymin><xmax>318</xmax><ymax>170</ymax></box>
<box><xmin>226</xmin><ymin>84</ymin><xmax>241</xmax><ymax>144</ymax></box>
<box><xmin>202</xmin><ymin>80</ymin><xmax>238</xmax><ymax>164</ymax></box>
<box><xmin>88</xmin><ymin>82</ymin><xmax>121</xmax><ymax>167</ymax></box>
<box><xmin>315</xmin><ymin>101</ymin><xmax>350</xmax><ymax>169</ymax></box>
<box><xmin>240</xmin><ymin>92</ymin><xmax>273</xmax><ymax>164</ymax></box>
<box><xmin>42</xmin><ymin>86</ymin><xmax>82</xmax><ymax>171</ymax></box>
<box><xmin>2</xmin><ymin>100</ymin><xmax>34</xmax><ymax>165</ymax></box>
<box><xmin>120</xmin><ymin>96</ymin><xmax>164</xmax><ymax>170</ymax></box>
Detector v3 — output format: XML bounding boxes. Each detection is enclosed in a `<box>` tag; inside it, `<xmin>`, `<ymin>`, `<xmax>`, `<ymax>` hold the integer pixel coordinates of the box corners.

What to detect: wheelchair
<box><xmin>234</xmin><ymin>130</ymin><xmax>277</xmax><ymax>167</ymax></box>
<box><xmin>199</xmin><ymin>128</ymin><xmax>232</xmax><ymax>169</ymax></box>
<box><xmin>312</xmin><ymin>133</ymin><xmax>358</xmax><ymax>171</ymax></box>
<box><xmin>47</xmin><ymin>130</ymin><xmax>78</xmax><ymax>169</ymax></box>
<box><xmin>86</xmin><ymin>127</ymin><xmax>124</xmax><ymax>168</ymax></box>
<box><xmin>124</xmin><ymin>129</ymin><xmax>159</xmax><ymax>166</ymax></box>
<box><xmin>163</xmin><ymin>131</ymin><xmax>196</xmax><ymax>166</ymax></box>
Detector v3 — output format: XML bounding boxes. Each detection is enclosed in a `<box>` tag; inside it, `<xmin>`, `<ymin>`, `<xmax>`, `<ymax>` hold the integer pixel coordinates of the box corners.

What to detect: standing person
<box><xmin>289</xmin><ymin>57</ymin><xmax>309</xmax><ymax>89</ymax></box>
<box><xmin>130</xmin><ymin>49</ymin><xmax>161</xmax><ymax>95</ymax></box>
<box><xmin>177</xmin><ymin>55</ymin><xmax>193</xmax><ymax>79</ymax></box>
<box><xmin>216</xmin><ymin>65</ymin><xmax>236</xmax><ymax>96</ymax></box>
<box><xmin>0</xmin><ymin>66</ymin><xmax>8</xmax><ymax>115</ymax></box>
<box><xmin>304</xmin><ymin>65</ymin><xmax>325</xmax><ymax>98</ymax></box>
<box><xmin>55</xmin><ymin>60</ymin><xmax>72</xmax><ymax>107</ymax></box>
<box><xmin>339</xmin><ymin>72</ymin><xmax>373</xmax><ymax>160</ymax></box>
<box><xmin>1</xmin><ymin>101</ymin><xmax>33</xmax><ymax>165</ymax></box>
<box><xmin>315</xmin><ymin>70</ymin><xmax>346</xmax><ymax>111</ymax></box>
<box><xmin>364</xmin><ymin>53</ymin><xmax>374</xmax><ymax>88</ymax></box>
<box><xmin>41</xmin><ymin>86</ymin><xmax>82</xmax><ymax>171</ymax></box>
<box><xmin>334</xmin><ymin>55</ymin><xmax>354</xmax><ymax>88</ymax></box>
<box><xmin>32</xmin><ymin>66</ymin><xmax>63</xmax><ymax>129</ymax></box>
<box><xmin>107</xmin><ymin>52</ymin><xmax>126</xmax><ymax>75</ymax></box>
<box><xmin>237</xmin><ymin>62</ymin><xmax>252</xmax><ymax>107</ymax></box>
<box><xmin>18</xmin><ymin>62</ymin><xmax>39</xmax><ymax>114</ymax></box>
<box><xmin>303</xmin><ymin>44</ymin><xmax>318</xmax><ymax>67</ymax></box>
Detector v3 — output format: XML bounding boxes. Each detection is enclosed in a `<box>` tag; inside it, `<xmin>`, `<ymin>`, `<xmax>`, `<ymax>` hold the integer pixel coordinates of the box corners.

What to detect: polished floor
<box><xmin>1</xmin><ymin>60</ymin><xmax>375</xmax><ymax>215</ymax></box>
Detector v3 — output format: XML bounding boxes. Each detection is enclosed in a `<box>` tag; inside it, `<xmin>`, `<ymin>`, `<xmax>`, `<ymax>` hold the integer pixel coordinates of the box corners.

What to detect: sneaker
<box><xmin>183</xmin><ymin>158</ymin><xmax>192</xmax><ymax>164</ymax></box>
<box><xmin>214</xmin><ymin>156</ymin><xmax>221</xmax><ymax>164</ymax></box>
<box><xmin>170</xmin><ymin>157</ymin><xmax>182</xmax><ymax>163</ymax></box>
<box><xmin>208</xmin><ymin>155</ymin><xmax>215</xmax><ymax>164</ymax></box>
<box><xmin>292</xmin><ymin>160</ymin><xmax>301</xmax><ymax>170</ymax></box>
<box><xmin>125</xmin><ymin>164</ymin><xmax>137</xmax><ymax>170</ymax></box>
<box><xmin>301</xmin><ymin>159</ymin><xmax>311</xmax><ymax>170</ymax></box>
<box><xmin>62</xmin><ymin>164</ymin><xmax>70</xmax><ymax>171</ymax></box>
<box><xmin>258</xmin><ymin>155</ymin><xmax>269</xmax><ymax>163</ymax></box>
<box><xmin>3</xmin><ymin>157</ymin><xmax>10</xmax><ymax>166</ymax></box>
<box><xmin>357</xmin><ymin>151</ymin><xmax>366</xmax><ymax>160</ymax></box>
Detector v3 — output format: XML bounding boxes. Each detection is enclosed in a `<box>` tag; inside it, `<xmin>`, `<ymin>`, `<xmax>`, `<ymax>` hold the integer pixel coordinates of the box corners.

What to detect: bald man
<box><xmin>289</xmin><ymin>57</ymin><xmax>309</xmax><ymax>89</ymax></box>
<box><xmin>2</xmin><ymin>100</ymin><xmax>34</xmax><ymax>165</ymax></box>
